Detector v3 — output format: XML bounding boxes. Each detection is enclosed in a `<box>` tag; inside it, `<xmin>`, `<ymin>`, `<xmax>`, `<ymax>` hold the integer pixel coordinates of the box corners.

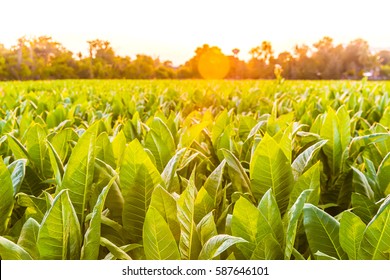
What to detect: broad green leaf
<box><xmin>81</xmin><ymin>176</ymin><xmax>115</xmax><ymax>260</ymax></box>
<box><xmin>17</xmin><ymin>217</ymin><xmax>40</xmax><ymax>259</ymax></box>
<box><xmin>291</xmin><ymin>140</ymin><xmax>327</xmax><ymax>179</ymax></box>
<box><xmin>94</xmin><ymin>158</ymin><xmax>123</xmax><ymax>223</ymax></box>
<box><xmin>320</xmin><ymin>106</ymin><xmax>351</xmax><ymax>176</ymax></box>
<box><xmin>6</xmin><ymin>134</ymin><xmax>32</xmax><ymax>162</ymax></box>
<box><xmin>177</xmin><ymin>173</ymin><xmax>201</xmax><ymax>260</ymax></box>
<box><xmin>145</xmin><ymin>117</ymin><xmax>175</xmax><ymax>172</ymax></box>
<box><xmin>196</xmin><ymin>211</ymin><xmax>218</xmax><ymax>245</ymax></box>
<box><xmin>352</xmin><ymin>166</ymin><xmax>375</xmax><ymax>200</ymax></box>
<box><xmin>103</xmin><ymin>243</ymin><xmax>142</xmax><ymax>260</ymax></box>
<box><xmin>0</xmin><ymin>236</ymin><xmax>32</xmax><ymax>260</ymax></box>
<box><xmin>231</xmin><ymin>197</ymin><xmax>258</xmax><ymax>255</ymax></box>
<box><xmin>351</xmin><ymin>193</ymin><xmax>379</xmax><ymax>224</ymax></box>
<box><xmin>211</xmin><ymin>110</ymin><xmax>229</xmax><ymax>145</ymax></box>
<box><xmin>49</xmin><ymin>128</ymin><xmax>78</xmax><ymax>163</ymax></box>
<box><xmin>59</xmin><ymin>123</ymin><xmax>98</xmax><ymax>224</ymax></box>
<box><xmin>257</xmin><ymin>189</ymin><xmax>284</xmax><ymax>245</ymax></box>
<box><xmin>95</xmin><ymin>132</ymin><xmax>116</xmax><ymax>169</ymax></box>
<box><xmin>340</xmin><ymin>211</ymin><xmax>365</xmax><ymax>260</ymax></box>
<box><xmin>47</xmin><ymin>140</ymin><xmax>64</xmax><ymax>187</ymax></box>
<box><xmin>120</xmin><ymin>139</ymin><xmax>162</xmax><ymax>242</ymax></box>
<box><xmin>359</xmin><ymin>197</ymin><xmax>390</xmax><ymax>259</ymax></box>
<box><xmin>288</xmin><ymin>162</ymin><xmax>320</xmax><ymax>209</ymax></box>
<box><xmin>150</xmin><ymin>185</ymin><xmax>180</xmax><ymax>242</ymax></box>
<box><xmin>161</xmin><ymin>148</ymin><xmax>186</xmax><ymax>193</ymax></box>
<box><xmin>16</xmin><ymin>192</ymin><xmax>47</xmax><ymax>223</ymax></box>
<box><xmin>250</xmin><ymin>133</ymin><xmax>293</xmax><ymax>213</ymax></box>
<box><xmin>203</xmin><ymin>160</ymin><xmax>226</xmax><ymax>203</ymax></box>
<box><xmin>198</xmin><ymin>234</ymin><xmax>247</xmax><ymax>260</ymax></box>
<box><xmin>37</xmin><ymin>190</ymin><xmax>82</xmax><ymax>260</ymax></box>
<box><xmin>179</xmin><ymin>121</ymin><xmax>209</xmax><ymax>148</ymax></box>
<box><xmin>100</xmin><ymin>237</ymin><xmax>132</xmax><ymax>260</ymax></box>
<box><xmin>194</xmin><ymin>187</ymin><xmax>214</xmax><ymax>224</ymax></box>
<box><xmin>250</xmin><ymin>233</ymin><xmax>283</xmax><ymax>260</ymax></box>
<box><xmin>377</xmin><ymin>152</ymin><xmax>390</xmax><ymax>195</ymax></box>
<box><xmin>285</xmin><ymin>190</ymin><xmax>312</xmax><ymax>260</ymax></box>
<box><xmin>303</xmin><ymin>204</ymin><xmax>347</xmax><ymax>260</ymax></box>
<box><xmin>26</xmin><ymin>123</ymin><xmax>51</xmax><ymax>178</ymax></box>
<box><xmin>349</xmin><ymin>133</ymin><xmax>390</xmax><ymax>160</ymax></box>
<box><xmin>232</xmin><ymin>197</ymin><xmax>275</xmax><ymax>259</ymax></box>
<box><xmin>7</xmin><ymin>159</ymin><xmax>27</xmax><ymax>195</ymax></box>
<box><xmin>143</xmin><ymin>206</ymin><xmax>180</xmax><ymax>260</ymax></box>
<box><xmin>112</xmin><ymin>130</ymin><xmax>126</xmax><ymax>167</ymax></box>
<box><xmin>222</xmin><ymin>149</ymin><xmax>251</xmax><ymax>195</ymax></box>
<box><xmin>0</xmin><ymin>158</ymin><xmax>14</xmax><ymax>235</ymax></box>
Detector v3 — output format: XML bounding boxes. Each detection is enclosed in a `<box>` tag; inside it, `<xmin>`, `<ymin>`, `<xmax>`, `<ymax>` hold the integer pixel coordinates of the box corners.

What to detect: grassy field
<box><xmin>0</xmin><ymin>79</ymin><xmax>389</xmax><ymax>260</ymax></box>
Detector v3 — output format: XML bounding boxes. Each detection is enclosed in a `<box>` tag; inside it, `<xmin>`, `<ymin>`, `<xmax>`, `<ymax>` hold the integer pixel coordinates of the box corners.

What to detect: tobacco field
<box><xmin>0</xmin><ymin>79</ymin><xmax>389</xmax><ymax>260</ymax></box>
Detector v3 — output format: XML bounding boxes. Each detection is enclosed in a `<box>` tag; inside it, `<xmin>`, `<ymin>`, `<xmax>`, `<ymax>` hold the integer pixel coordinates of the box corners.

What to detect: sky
<box><xmin>1</xmin><ymin>0</ymin><xmax>389</xmax><ymax>65</ymax></box>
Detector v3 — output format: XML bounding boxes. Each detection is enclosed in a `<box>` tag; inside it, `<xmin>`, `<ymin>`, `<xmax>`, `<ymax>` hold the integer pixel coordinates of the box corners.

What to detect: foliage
<box><xmin>0</xmin><ymin>36</ymin><xmax>389</xmax><ymax>80</ymax></box>
<box><xmin>0</xmin><ymin>79</ymin><xmax>390</xmax><ymax>260</ymax></box>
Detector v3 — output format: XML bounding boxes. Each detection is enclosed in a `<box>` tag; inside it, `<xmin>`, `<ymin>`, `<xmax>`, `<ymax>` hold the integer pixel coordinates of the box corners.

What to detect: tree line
<box><xmin>0</xmin><ymin>36</ymin><xmax>389</xmax><ymax>80</ymax></box>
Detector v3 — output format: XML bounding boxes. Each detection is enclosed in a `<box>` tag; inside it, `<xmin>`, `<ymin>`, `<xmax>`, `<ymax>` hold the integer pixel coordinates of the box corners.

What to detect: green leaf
<box><xmin>17</xmin><ymin>217</ymin><xmax>40</xmax><ymax>259</ymax></box>
<box><xmin>177</xmin><ymin>173</ymin><xmax>201</xmax><ymax>260</ymax></box>
<box><xmin>143</xmin><ymin>206</ymin><xmax>180</xmax><ymax>260</ymax></box>
<box><xmin>112</xmin><ymin>130</ymin><xmax>126</xmax><ymax>167</ymax></box>
<box><xmin>285</xmin><ymin>190</ymin><xmax>311</xmax><ymax>260</ymax></box>
<box><xmin>49</xmin><ymin>128</ymin><xmax>78</xmax><ymax>163</ymax></box>
<box><xmin>26</xmin><ymin>123</ymin><xmax>50</xmax><ymax>178</ymax></box>
<box><xmin>81</xmin><ymin>176</ymin><xmax>115</xmax><ymax>260</ymax></box>
<box><xmin>291</xmin><ymin>140</ymin><xmax>327</xmax><ymax>180</ymax></box>
<box><xmin>145</xmin><ymin>117</ymin><xmax>175</xmax><ymax>172</ymax></box>
<box><xmin>120</xmin><ymin>139</ymin><xmax>162</xmax><ymax>242</ymax></box>
<box><xmin>351</xmin><ymin>193</ymin><xmax>379</xmax><ymax>224</ymax></box>
<box><xmin>7</xmin><ymin>159</ymin><xmax>27</xmax><ymax>195</ymax></box>
<box><xmin>0</xmin><ymin>158</ymin><xmax>14</xmax><ymax>235</ymax></box>
<box><xmin>16</xmin><ymin>192</ymin><xmax>47</xmax><ymax>223</ymax></box>
<box><xmin>359</xmin><ymin>197</ymin><xmax>390</xmax><ymax>259</ymax></box>
<box><xmin>196</xmin><ymin>211</ymin><xmax>218</xmax><ymax>245</ymax></box>
<box><xmin>222</xmin><ymin>149</ymin><xmax>251</xmax><ymax>195</ymax></box>
<box><xmin>198</xmin><ymin>234</ymin><xmax>247</xmax><ymax>260</ymax></box>
<box><xmin>100</xmin><ymin>237</ymin><xmax>132</xmax><ymax>260</ymax></box>
<box><xmin>179</xmin><ymin>121</ymin><xmax>209</xmax><ymax>148</ymax></box>
<box><xmin>150</xmin><ymin>185</ymin><xmax>180</xmax><ymax>243</ymax></box>
<box><xmin>46</xmin><ymin>140</ymin><xmax>64</xmax><ymax>187</ymax></box>
<box><xmin>257</xmin><ymin>189</ymin><xmax>284</xmax><ymax>246</ymax></box>
<box><xmin>231</xmin><ymin>196</ymin><xmax>283</xmax><ymax>259</ymax></box>
<box><xmin>103</xmin><ymin>243</ymin><xmax>142</xmax><ymax>260</ymax></box>
<box><xmin>203</xmin><ymin>160</ymin><xmax>226</xmax><ymax>204</ymax></box>
<box><xmin>37</xmin><ymin>190</ymin><xmax>82</xmax><ymax>260</ymax></box>
<box><xmin>194</xmin><ymin>187</ymin><xmax>214</xmax><ymax>224</ymax></box>
<box><xmin>0</xmin><ymin>236</ymin><xmax>32</xmax><ymax>260</ymax></box>
<box><xmin>161</xmin><ymin>148</ymin><xmax>186</xmax><ymax>193</ymax></box>
<box><xmin>303</xmin><ymin>204</ymin><xmax>347</xmax><ymax>260</ymax></box>
<box><xmin>377</xmin><ymin>152</ymin><xmax>390</xmax><ymax>195</ymax></box>
<box><xmin>250</xmin><ymin>233</ymin><xmax>283</xmax><ymax>260</ymax></box>
<box><xmin>231</xmin><ymin>197</ymin><xmax>259</xmax><ymax>258</ymax></box>
<box><xmin>250</xmin><ymin>133</ymin><xmax>293</xmax><ymax>213</ymax></box>
<box><xmin>95</xmin><ymin>132</ymin><xmax>116</xmax><ymax>169</ymax></box>
<box><xmin>320</xmin><ymin>106</ymin><xmax>351</xmax><ymax>176</ymax></box>
<box><xmin>59</xmin><ymin>123</ymin><xmax>98</xmax><ymax>225</ymax></box>
<box><xmin>349</xmin><ymin>133</ymin><xmax>390</xmax><ymax>160</ymax></box>
<box><xmin>340</xmin><ymin>211</ymin><xmax>365</xmax><ymax>260</ymax></box>
<box><xmin>288</xmin><ymin>162</ymin><xmax>321</xmax><ymax>210</ymax></box>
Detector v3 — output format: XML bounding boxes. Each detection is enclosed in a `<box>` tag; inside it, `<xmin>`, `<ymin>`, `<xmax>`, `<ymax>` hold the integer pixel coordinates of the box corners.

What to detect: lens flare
<box><xmin>198</xmin><ymin>50</ymin><xmax>230</xmax><ymax>79</ymax></box>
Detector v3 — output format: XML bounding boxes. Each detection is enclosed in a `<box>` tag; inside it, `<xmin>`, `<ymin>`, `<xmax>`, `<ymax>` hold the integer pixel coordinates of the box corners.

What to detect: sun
<box><xmin>198</xmin><ymin>49</ymin><xmax>230</xmax><ymax>79</ymax></box>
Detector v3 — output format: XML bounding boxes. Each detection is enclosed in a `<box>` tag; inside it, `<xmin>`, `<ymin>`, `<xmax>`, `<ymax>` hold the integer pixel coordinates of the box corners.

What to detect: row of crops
<box><xmin>0</xmin><ymin>79</ymin><xmax>389</xmax><ymax>260</ymax></box>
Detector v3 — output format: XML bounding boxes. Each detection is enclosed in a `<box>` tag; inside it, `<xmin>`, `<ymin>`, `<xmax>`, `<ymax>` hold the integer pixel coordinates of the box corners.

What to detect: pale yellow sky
<box><xmin>1</xmin><ymin>0</ymin><xmax>389</xmax><ymax>65</ymax></box>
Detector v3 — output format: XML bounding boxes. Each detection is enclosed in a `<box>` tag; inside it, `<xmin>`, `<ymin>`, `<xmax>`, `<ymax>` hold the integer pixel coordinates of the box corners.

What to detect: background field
<box><xmin>0</xmin><ymin>79</ymin><xmax>389</xmax><ymax>260</ymax></box>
